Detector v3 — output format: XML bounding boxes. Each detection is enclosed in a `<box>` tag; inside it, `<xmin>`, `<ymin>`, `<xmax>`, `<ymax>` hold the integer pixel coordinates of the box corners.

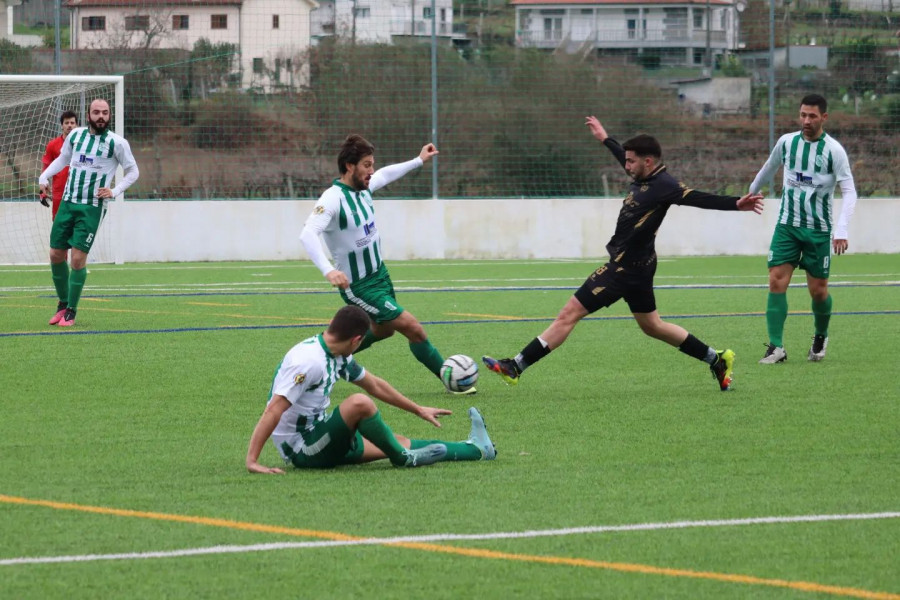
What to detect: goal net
<box><xmin>0</xmin><ymin>75</ymin><xmax>125</xmax><ymax>265</ymax></box>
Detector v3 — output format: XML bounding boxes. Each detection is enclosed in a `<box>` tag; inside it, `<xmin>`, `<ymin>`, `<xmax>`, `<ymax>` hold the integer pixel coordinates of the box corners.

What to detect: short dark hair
<box><xmin>800</xmin><ymin>94</ymin><xmax>827</xmax><ymax>113</ymax></box>
<box><xmin>60</xmin><ymin>110</ymin><xmax>78</xmax><ymax>125</ymax></box>
<box><xmin>327</xmin><ymin>305</ymin><xmax>372</xmax><ymax>340</ymax></box>
<box><xmin>622</xmin><ymin>134</ymin><xmax>662</xmax><ymax>160</ymax></box>
<box><xmin>337</xmin><ymin>134</ymin><xmax>375</xmax><ymax>174</ymax></box>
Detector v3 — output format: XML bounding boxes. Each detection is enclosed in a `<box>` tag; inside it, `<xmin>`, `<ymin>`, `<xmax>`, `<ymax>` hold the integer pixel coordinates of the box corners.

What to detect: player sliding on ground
<box><xmin>246</xmin><ymin>305</ymin><xmax>496</xmax><ymax>474</ymax></box>
<box><xmin>300</xmin><ymin>135</ymin><xmax>472</xmax><ymax>394</ymax></box>
<box><xmin>483</xmin><ymin>116</ymin><xmax>765</xmax><ymax>392</ymax></box>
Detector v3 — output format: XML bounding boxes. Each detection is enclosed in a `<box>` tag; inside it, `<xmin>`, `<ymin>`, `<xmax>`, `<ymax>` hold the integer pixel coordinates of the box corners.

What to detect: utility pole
<box><xmin>784</xmin><ymin>0</ymin><xmax>791</xmax><ymax>81</ymax></box>
<box><xmin>705</xmin><ymin>0</ymin><xmax>712</xmax><ymax>70</ymax></box>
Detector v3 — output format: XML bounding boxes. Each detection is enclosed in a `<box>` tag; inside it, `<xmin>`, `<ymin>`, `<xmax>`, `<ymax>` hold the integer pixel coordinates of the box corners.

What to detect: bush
<box><xmin>190</xmin><ymin>93</ymin><xmax>257</xmax><ymax>149</ymax></box>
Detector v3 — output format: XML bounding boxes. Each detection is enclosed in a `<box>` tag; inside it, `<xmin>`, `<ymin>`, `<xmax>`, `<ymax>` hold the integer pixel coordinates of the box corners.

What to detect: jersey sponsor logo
<box><xmin>293</xmin><ymin>373</ymin><xmax>306</xmax><ymax>385</ymax></box>
<box><xmin>78</xmin><ymin>154</ymin><xmax>94</xmax><ymax>165</ymax></box>
<box><xmin>355</xmin><ymin>221</ymin><xmax>378</xmax><ymax>247</ymax></box>
<box><xmin>788</xmin><ymin>171</ymin><xmax>821</xmax><ymax>189</ymax></box>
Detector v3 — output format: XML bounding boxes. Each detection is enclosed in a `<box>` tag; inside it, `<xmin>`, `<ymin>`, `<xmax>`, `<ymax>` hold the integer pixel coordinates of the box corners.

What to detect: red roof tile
<box><xmin>65</xmin><ymin>0</ymin><xmax>241</xmax><ymax>7</ymax></box>
<box><xmin>512</xmin><ymin>0</ymin><xmax>732</xmax><ymax>5</ymax></box>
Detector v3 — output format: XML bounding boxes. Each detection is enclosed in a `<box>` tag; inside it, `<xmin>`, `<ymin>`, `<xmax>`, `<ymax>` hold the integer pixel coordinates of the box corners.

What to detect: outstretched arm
<box><xmin>749</xmin><ymin>140</ymin><xmax>784</xmax><ymax>194</ymax></box>
<box><xmin>368</xmin><ymin>143</ymin><xmax>438</xmax><ymax>192</ymax></box>
<box><xmin>353</xmin><ymin>372</ymin><xmax>451</xmax><ymax>427</ymax></box>
<box><xmin>585</xmin><ymin>116</ymin><xmax>626</xmax><ymax>168</ymax></box>
<box><xmin>246</xmin><ymin>396</ymin><xmax>290</xmax><ymax>474</ymax></box>
<box><xmin>679</xmin><ymin>189</ymin><xmax>764</xmax><ymax>213</ymax></box>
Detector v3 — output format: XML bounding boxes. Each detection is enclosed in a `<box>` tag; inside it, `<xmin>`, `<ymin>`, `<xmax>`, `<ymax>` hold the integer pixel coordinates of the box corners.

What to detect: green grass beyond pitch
<box><xmin>0</xmin><ymin>255</ymin><xmax>898</xmax><ymax>599</ymax></box>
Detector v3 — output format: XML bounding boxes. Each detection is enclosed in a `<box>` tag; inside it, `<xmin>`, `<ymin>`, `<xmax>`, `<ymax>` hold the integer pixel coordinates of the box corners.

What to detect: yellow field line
<box><xmin>0</xmin><ymin>303</ymin><xmax>325</xmax><ymax>323</ymax></box>
<box><xmin>1</xmin><ymin>494</ymin><xmax>896</xmax><ymax>599</ymax></box>
<box><xmin>445</xmin><ymin>312</ymin><xmax>535</xmax><ymax>320</ymax></box>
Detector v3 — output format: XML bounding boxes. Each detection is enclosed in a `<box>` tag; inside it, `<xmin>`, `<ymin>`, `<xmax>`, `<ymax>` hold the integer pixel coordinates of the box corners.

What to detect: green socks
<box><xmin>355</xmin><ymin>329</ymin><xmax>381</xmax><ymax>353</ymax></box>
<box><xmin>812</xmin><ymin>295</ymin><xmax>832</xmax><ymax>337</ymax></box>
<box><xmin>766</xmin><ymin>292</ymin><xmax>788</xmax><ymax>347</ymax></box>
<box><xmin>357</xmin><ymin>411</ymin><xmax>407</xmax><ymax>466</ymax></box>
<box><xmin>410</xmin><ymin>439</ymin><xmax>482</xmax><ymax>461</ymax></box>
<box><xmin>68</xmin><ymin>267</ymin><xmax>88</xmax><ymax>310</ymax></box>
<box><xmin>409</xmin><ymin>340</ymin><xmax>444</xmax><ymax>377</ymax></box>
<box><xmin>51</xmin><ymin>262</ymin><xmax>69</xmax><ymax>304</ymax></box>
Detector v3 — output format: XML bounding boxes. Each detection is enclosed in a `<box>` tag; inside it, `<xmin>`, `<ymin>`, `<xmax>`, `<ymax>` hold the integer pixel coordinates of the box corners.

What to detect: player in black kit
<box><xmin>483</xmin><ymin>116</ymin><xmax>765</xmax><ymax>391</ymax></box>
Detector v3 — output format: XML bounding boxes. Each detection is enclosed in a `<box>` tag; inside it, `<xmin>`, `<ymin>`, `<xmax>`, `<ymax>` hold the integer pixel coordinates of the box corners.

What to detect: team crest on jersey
<box><xmin>293</xmin><ymin>373</ymin><xmax>306</xmax><ymax>384</ymax></box>
<box><xmin>815</xmin><ymin>156</ymin><xmax>825</xmax><ymax>168</ymax></box>
<box><xmin>640</xmin><ymin>184</ymin><xmax>649</xmax><ymax>192</ymax></box>
<box><xmin>623</xmin><ymin>192</ymin><xmax>636</xmax><ymax>207</ymax></box>
<box><xmin>314</xmin><ymin>206</ymin><xmax>325</xmax><ymax>214</ymax></box>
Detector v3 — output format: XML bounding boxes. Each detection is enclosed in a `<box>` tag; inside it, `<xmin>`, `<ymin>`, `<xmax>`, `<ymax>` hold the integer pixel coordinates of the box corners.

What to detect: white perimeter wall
<box><xmin>112</xmin><ymin>197</ymin><xmax>900</xmax><ymax>263</ymax></box>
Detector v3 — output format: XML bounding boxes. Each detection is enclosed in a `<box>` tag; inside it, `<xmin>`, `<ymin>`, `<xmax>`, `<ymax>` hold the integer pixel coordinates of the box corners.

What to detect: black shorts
<box><xmin>573</xmin><ymin>262</ymin><xmax>657</xmax><ymax>314</ymax></box>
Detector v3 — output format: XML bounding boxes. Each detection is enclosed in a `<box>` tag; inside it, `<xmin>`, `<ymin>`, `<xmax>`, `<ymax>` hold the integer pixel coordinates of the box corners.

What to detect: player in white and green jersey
<box><xmin>300</xmin><ymin>134</ymin><xmax>464</xmax><ymax>393</ymax></box>
<box><xmin>38</xmin><ymin>98</ymin><xmax>139</xmax><ymax>327</ymax></box>
<box><xmin>749</xmin><ymin>94</ymin><xmax>858</xmax><ymax>364</ymax></box>
<box><xmin>245</xmin><ymin>306</ymin><xmax>496</xmax><ymax>473</ymax></box>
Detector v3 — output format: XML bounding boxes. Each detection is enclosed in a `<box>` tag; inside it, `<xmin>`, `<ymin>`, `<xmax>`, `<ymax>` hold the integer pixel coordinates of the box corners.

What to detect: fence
<box><xmin>2</xmin><ymin>0</ymin><xmax>899</xmax><ymax>203</ymax></box>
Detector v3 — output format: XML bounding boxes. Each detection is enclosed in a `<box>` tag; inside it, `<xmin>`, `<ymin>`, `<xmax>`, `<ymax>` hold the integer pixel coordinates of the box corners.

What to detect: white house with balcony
<box><xmin>65</xmin><ymin>0</ymin><xmax>317</xmax><ymax>90</ymax></box>
<box><xmin>310</xmin><ymin>0</ymin><xmax>459</xmax><ymax>45</ymax></box>
<box><xmin>513</xmin><ymin>0</ymin><xmax>740</xmax><ymax>67</ymax></box>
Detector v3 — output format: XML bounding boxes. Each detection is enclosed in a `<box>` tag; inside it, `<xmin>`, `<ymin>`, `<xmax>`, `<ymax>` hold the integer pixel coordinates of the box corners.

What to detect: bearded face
<box><xmin>89</xmin><ymin>113</ymin><xmax>109</xmax><ymax>135</ymax></box>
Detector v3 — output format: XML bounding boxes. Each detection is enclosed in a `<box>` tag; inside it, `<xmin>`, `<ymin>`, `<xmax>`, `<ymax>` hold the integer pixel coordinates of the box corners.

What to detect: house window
<box><xmin>543</xmin><ymin>17</ymin><xmax>562</xmax><ymax>41</ymax></box>
<box><xmin>253</xmin><ymin>58</ymin><xmax>264</xmax><ymax>73</ymax></box>
<box><xmin>125</xmin><ymin>15</ymin><xmax>149</xmax><ymax>30</ymax></box>
<box><xmin>211</xmin><ymin>14</ymin><xmax>228</xmax><ymax>29</ymax></box>
<box><xmin>693</xmin><ymin>9</ymin><xmax>704</xmax><ymax>29</ymax></box>
<box><xmin>274</xmin><ymin>58</ymin><xmax>281</xmax><ymax>82</ymax></box>
<box><xmin>272</xmin><ymin>14</ymin><xmax>279</xmax><ymax>29</ymax></box>
<box><xmin>172</xmin><ymin>14</ymin><xmax>189</xmax><ymax>29</ymax></box>
<box><xmin>693</xmin><ymin>48</ymin><xmax>705</xmax><ymax>64</ymax></box>
<box><xmin>355</xmin><ymin>6</ymin><xmax>370</xmax><ymax>17</ymax></box>
<box><xmin>81</xmin><ymin>16</ymin><xmax>105</xmax><ymax>31</ymax></box>
<box><xmin>627</xmin><ymin>19</ymin><xmax>637</xmax><ymax>39</ymax></box>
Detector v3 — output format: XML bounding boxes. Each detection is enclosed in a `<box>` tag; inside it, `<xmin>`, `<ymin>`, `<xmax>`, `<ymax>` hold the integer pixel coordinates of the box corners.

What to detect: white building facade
<box><xmin>310</xmin><ymin>0</ymin><xmax>457</xmax><ymax>44</ymax></box>
<box><xmin>513</xmin><ymin>0</ymin><xmax>739</xmax><ymax>67</ymax></box>
<box><xmin>65</xmin><ymin>0</ymin><xmax>317</xmax><ymax>89</ymax></box>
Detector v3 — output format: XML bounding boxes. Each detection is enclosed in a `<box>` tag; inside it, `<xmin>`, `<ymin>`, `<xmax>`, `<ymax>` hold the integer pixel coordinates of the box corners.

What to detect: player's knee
<box><xmin>344</xmin><ymin>393</ymin><xmax>376</xmax><ymax>416</ymax></box>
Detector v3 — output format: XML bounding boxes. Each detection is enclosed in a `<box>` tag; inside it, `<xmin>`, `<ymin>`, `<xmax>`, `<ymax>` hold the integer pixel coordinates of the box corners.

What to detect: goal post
<box><xmin>0</xmin><ymin>75</ymin><xmax>126</xmax><ymax>265</ymax></box>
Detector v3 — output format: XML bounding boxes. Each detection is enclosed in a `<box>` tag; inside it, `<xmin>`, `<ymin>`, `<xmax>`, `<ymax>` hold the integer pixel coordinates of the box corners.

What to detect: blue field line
<box><xmin>11</xmin><ymin>280</ymin><xmax>899</xmax><ymax>301</ymax></box>
<box><xmin>2</xmin><ymin>310</ymin><xmax>897</xmax><ymax>338</ymax></box>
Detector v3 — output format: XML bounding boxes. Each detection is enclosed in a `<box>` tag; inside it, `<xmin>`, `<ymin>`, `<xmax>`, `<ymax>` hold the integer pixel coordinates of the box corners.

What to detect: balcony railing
<box><xmin>390</xmin><ymin>19</ymin><xmax>453</xmax><ymax>36</ymax></box>
<box><xmin>518</xmin><ymin>27</ymin><xmax>727</xmax><ymax>48</ymax></box>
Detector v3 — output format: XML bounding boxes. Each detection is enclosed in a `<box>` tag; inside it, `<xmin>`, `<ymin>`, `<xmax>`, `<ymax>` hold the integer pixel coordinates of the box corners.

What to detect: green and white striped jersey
<box><xmin>268</xmin><ymin>333</ymin><xmax>365</xmax><ymax>460</ymax></box>
<box><xmin>750</xmin><ymin>131</ymin><xmax>852</xmax><ymax>234</ymax></box>
<box><xmin>38</xmin><ymin>127</ymin><xmax>139</xmax><ymax>208</ymax></box>
<box><xmin>306</xmin><ymin>180</ymin><xmax>383</xmax><ymax>283</ymax></box>
<box><xmin>302</xmin><ymin>156</ymin><xmax>424</xmax><ymax>284</ymax></box>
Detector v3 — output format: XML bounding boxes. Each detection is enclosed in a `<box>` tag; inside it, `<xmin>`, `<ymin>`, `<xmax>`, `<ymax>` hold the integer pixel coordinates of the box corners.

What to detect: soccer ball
<box><xmin>440</xmin><ymin>354</ymin><xmax>479</xmax><ymax>393</ymax></box>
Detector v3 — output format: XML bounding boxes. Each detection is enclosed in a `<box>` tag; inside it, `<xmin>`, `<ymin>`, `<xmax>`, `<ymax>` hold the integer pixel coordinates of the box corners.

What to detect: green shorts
<box><xmin>49</xmin><ymin>201</ymin><xmax>106</xmax><ymax>253</ymax></box>
<box><xmin>338</xmin><ymin>263</ymin><xmax>404</xmax><ymax>324</ymax></box>
<box><xmin>768</xmin><ymin>224</ymin><xmax>832</xmax><ymax>279</ymax></box>
<box><xmin>282</xmin><ymin>409</ymin><xmax>365</xmax><ymax>469</ymax></box>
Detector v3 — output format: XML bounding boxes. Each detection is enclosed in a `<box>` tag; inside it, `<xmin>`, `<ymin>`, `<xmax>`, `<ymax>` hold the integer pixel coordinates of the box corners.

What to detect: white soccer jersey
<box><xmin>268</xmin><ymin>333</ymin><xmax>365</xmax><ymax>460</ymax></box>
<box><xmin>302</xmin><ymin>157</ymin><xmax>424</xmax><ymax>283</ymax></box>
<box><xmin>39</xmin><ymin>127</ymin><xmax>139</xmax><ymax>208</ymax></box>
<box><xmin>751</xmin><ymin>131</ymin><xmax>853</xmax><ymax>234</ymax></box>
<box><xmin>306</xmin><ymin>180</ymin><xmax>382</xmax><ymax>283</ymax></box>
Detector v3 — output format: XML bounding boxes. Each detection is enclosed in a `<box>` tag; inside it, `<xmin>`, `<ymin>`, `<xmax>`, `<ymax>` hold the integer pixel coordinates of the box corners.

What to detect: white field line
<box><xmin>2</xmin><ymin>275</ymin><xmax>899</xmax><ymax>295</ymax></box>
<box><xmin>2</xmin><ymin>511</ymin><xmax>897</xmax><ymax>567</ymax></box>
